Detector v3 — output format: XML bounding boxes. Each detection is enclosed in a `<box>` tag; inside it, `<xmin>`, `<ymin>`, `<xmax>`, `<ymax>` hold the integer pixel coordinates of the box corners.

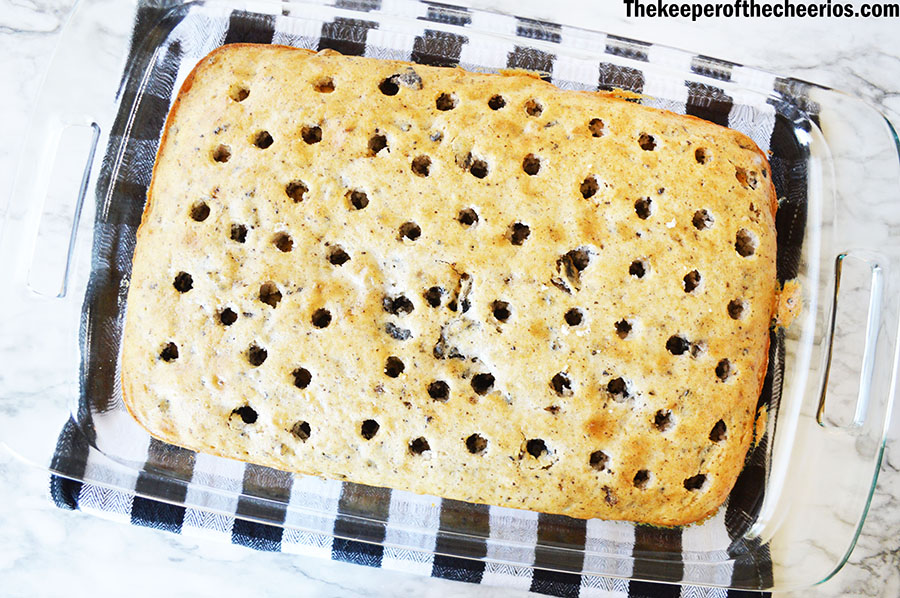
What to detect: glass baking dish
<box><xmin>2</xmin><ymin>0</ymin><xmax>898</xmax><ymax>591</ymax></box>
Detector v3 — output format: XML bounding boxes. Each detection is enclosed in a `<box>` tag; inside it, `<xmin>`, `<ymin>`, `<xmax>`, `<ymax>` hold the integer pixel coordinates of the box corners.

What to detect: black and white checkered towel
<box><xmin>48</xmin><ymin>1</ymin><xmax>815</xmax><ymax>596</ymax></box>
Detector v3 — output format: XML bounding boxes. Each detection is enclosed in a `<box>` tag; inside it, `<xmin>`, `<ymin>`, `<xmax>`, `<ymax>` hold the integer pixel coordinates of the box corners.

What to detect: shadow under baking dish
<box><xmin>2</xmin><ymin>0</ymin><xmax>898</xmax><ymax>592</ymax></box>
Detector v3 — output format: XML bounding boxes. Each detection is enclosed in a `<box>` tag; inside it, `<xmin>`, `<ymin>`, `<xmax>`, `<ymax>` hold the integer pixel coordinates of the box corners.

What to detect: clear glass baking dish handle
<box><xmin>817</xmin><ymin>251</ymin><xmax>885</xmax><ymax>428</ymax></box>
<box><xmin>757</xmin><ymin>106</ymin><xmax>900</xmax><ymax>588</ymax></box>
<box><xmin>0</xmin><ymin>114</ymin><xmax>104</xmax><ymax>467</ymax></box>
<box><xmin>0</xmin><ymin>0</ymin><xmax>127</xmax><ymax>468</ymax></box>
<box><xmin>8</xmin><ymin>118</ymin><xmax>100</xmax><ymax>298</ymax></box>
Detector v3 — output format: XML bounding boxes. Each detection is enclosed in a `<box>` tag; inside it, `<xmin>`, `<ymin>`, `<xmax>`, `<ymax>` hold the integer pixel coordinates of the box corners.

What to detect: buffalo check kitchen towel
<box><xmin>48</xmin><ymin>1</ymin><xmax>815</xmax><ymax>596</ymax></box>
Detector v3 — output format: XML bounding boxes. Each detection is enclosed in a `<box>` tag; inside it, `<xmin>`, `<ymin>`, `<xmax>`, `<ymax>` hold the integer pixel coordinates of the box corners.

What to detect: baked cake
<box><xmin>121</xmin><ymin>44</ymin><xmax>778</xmax><ymax>525</ymax></box>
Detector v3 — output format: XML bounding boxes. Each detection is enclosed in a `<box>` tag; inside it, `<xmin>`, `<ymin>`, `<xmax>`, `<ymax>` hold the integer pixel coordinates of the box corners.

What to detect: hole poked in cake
<box><xmin>615</xmin><ymin>318</ymin><xmax>633</xmax><ymax>339</ymax></box>
<box><xmin>361</xmin><ymin>419</ymin><xmax>380</xmax><ymax>440</ymax></box>
<box><xmin>491</xmin><ymin>300</ymin><xmax>511</xmax><ymax>322</ymax></box>
<box><xmin>735</xmin><ymin>228</ymin><xmax>758</xmax><ymax>257</ymax></box>
<box><xmin>273</xmin><ymin>232</ymin><xmax>293</xmax><ymax>252</ymax></box>
<box><xmin>488</xmin><ymin>94</ymin><xmax>506</xmax><ymax>110</ymax></box>
<box><xmin>634</xmin><ymin>197</ymin><xmax>653</xmax><ymax>219</ymax></box>
<box><xmin>683</xmin><ymin>270</ymin><xmax>701</xmax><ymax>293</ymax></box>
<box><xmin>384</xmin><ymin>356</ymin><xmax>405</xmax><ymax>378</ymax></box>
<box><xmin>259</xmin><ymin>282</ymin><xmax>282</xmax><ymax>308</ymax></box>
<box><xmin>695</xmin><ymin>147</ymin><xmax>709</xmax><ymax>164</ymax></box>
<box><xmin>327</xmin><ymin>246</ymin><xmax>350</xmax><ymax>266</ymax></box>
<box><xmin>666</xmin><ymin>335</ymin><xmax>690</xmax><ymax>356</ymax></box>
<box><xmin>190</xmin><ymin>201</ymin><xmax>210</xmax><ymax>222</ymax></box>
<box><xmin>230</xmin><ymin>223</ymin><xmax>248</xmax><ymax>242</ymax></box>
<box><xmin>219</xmin><ymin>308</ymin><xmax>237</xmax><ymax>326</ymax></box>
<box><xmin>715</xmin><ymin>358</ymin><xmax>733</xmax><ymax>382</ymax></box>
<box><xmin>368</xmin><ymin>133</ymin><xmax>388</xmax><ymax>156</ymax></box>
<box><xmin>526</xmin><ymin>438</ymin><xmax>548</xmax><ymax>458</ymax></box>
<box><xmin>247</xmin><ymin>344</ymin><xmax>267</xmax><ymax>366</ymax></box>
<box><xmin>551</xmin><ymin>372</ymin><xmax>573</xmax><ymax>397</ymax></box>
<box><xmin>301</xmin><ymin>125</ymin><xmax>322</xmax><ymax>144</ymax></box>
<box><xmin>735</xmin><ymin>166</ymin><xmax>758</xmax><ymax>189</ymax></box>
<box><xmin>589</xmin><ymin>118</ymin><xmax>605</xmax><ymax>137</ymax></box>
<box><xmin>173</xmin><ymin>271</ymin><xmax>193</xmax><ymax>293</ymax></box>
<box><xmin>411</xmin><ymin>155</ymin><xmax>431</xmax><ymax>177</ymax></box>
<box><xmin>580</xmin><ymin>175</ymin><xmax>599</xmax><ymax>199</ymax></box>
<box><xmin>379</xmin><ymin>76</ymin><xmax>400</xmax><ymax>96</ymax></box>
<box><xmin>233</xmin><ymin>405</ymin><xmax>257</xmax><ymax>424</ymax></box>
<box><xmin>285</xmin><ymin>180</ymin><xmax>308</xmax><ymax>203</ymax></box>
<box><xmin>229</xmin><ymin>85</ymin><xmax>249</xmax><ymax>102</ymax></box>
<box><xmin>383</xmin><ymin>294</ymin><xmax>414</xmax><ymax>315</ymax></box>
<box><xmin>589</xmin><ymin>450</ymin><xmax>609</xmax><ymax>472</ymax></box>
<box><xmin>212</xmin><ymin>144</ymin><xmax>231</xmax><ymax>162</ymax></box>
<box><xmin>563</xmin><ymin>248</ymin><xmax>591</xmax><ymax>273</ymax></box>
<box><xmin>291</xmin><ymin>420</ymin><xmax>311</xmax><ymax>441</ymax></box>
<box><xmin>428</xmin><ymin>380</ymin><xmax>450</xmax><ymax>401</ymax></box>
<box><xmin>728</xmin><ymin>298</ymin><xmax>747</xmax><ymax>320</ymax></box>
<box><xmin>409</xmin><ymin>437</ymin><xmax>431</xmax><ymax>455</ymax></box>
<box><xmin>399</xmin><ymin>222</ymin><xmax>421</xmax><ymax>241</ymax></box>
<box><xmin>347</xmin><ymin>189</ymin><xmax>369</xmax><ymax>210</ymax></box>
<box><xmin>692</xmin><ymin>209</ymin><xmax>714</xmax><ymax>230</ymax></box>
<box><xmin>469</xmin><ymin>158</ymin><xmax>489</xmax><ymax>179</ymax></box>
<box><xmin>607</xmin><ymin>377</ymin><xmax>630</xmax><ymax>400</ymax></box>
<box><xmin>292</xmin><ymin>367</ymin><xmax>312</xmax><ymax>389</ymax></box>
<box><xmin>311</xmin><ymin>308</ymin><xmax>332</xmax><ymax>328</ymax></box>
<box><xmin>710</xmin><ymin>419</ymin><xmax>727</xmax><ymax>442</ymax></box>
<box><xmin>509</xmin><ymin>222</ymin><xmax>531</xmax><ymax>245</ymax></box>
<box><xmin>564</xmin><ymin>308</ymin><xmax>584</xmax><ymax>326</ymax></box>
<box><xmin>458</xmin><ymin>208</ymin><xmax>478</xmax><ymax>227</ymax></box>
<box><xmin>684</xmin><ymin>473</ymin><xmax>707</xmax><ymax>491</ymax></box>
<box><xmin>435</xmin><ymin>92</ymin><xmax>458</xmax><ymax>111</ymax></box>
<box><xmin>522</xmin><ymin>154</ymin><xmax>542</xmax><ymax>176</ymax></box>
<box><xmin>314</xmin><ymin>77</ymin><xmax>335</xmax><ymax>93</ymax></box>
<box><xmin>633</xmin><ymin>469</ymin><xmax>651</xmax><ymax>489</ymax></box>
<box><xmin>654</xmin><ymin>409</ymin><xmax>673</xmax><ymax>431</ymax></box>
<box><xmin>466</xmin><ymin>433</ymin><xmax>487</xmax><ymax>455</ymax></box>
<box><xmin>524</xmin><ymin>99</ymin><xmax>543</xmax><ymax>117</ymax></box>
<box><xmin>159</xmin><ymin>342</ymin><xmax>179</xmax><ymax>362</ymax></box>
<box><xmin>424</xmin><ymin>286</ymin><xmax>444</xmax><ymax>307</ymax></box>
<box><xmin>455</xmin><ymin>152</ymin><xmax>485</xmax><ymax>178</ymax></box>
<box><xmin>638</xmin><ymin>133</ymin><xmax>656</xmax><ymax>151</ymax></box>
<box><xmin>447</xmin><ymin>287</ymin><xmax>471</xmax><ymax>314</ymax></box>
<box><xmin>253</xmin><ymin>130</ymin><xmax>273</xmax><ymax>149</ymax></box>
<box><xmin>629</xmin><ymin>259</ymin><xmax>648</xmax><ymax>278</ymax></box>
<box><xmin>390</xmin><ymin>68</ymin><xmax>424</xmax><ymax>91</ymax></box>
<box><xmin>471</xmin><ymin>373</ymin><xmax>495</xmax><ymax>395</ymax></box>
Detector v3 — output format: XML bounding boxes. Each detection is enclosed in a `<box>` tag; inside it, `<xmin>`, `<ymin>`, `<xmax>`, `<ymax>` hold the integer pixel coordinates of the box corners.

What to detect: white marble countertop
<box><xmin>2</xmin><ymin>1</ymin><xmax>899</xmax><ymax>596</ymax></box>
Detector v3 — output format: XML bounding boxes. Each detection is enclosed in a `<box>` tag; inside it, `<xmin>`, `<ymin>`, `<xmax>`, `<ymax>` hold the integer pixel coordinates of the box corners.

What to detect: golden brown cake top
<box><xmin>121</xmin><ymin>44</ymin><xmax>777</xmax><ymax>525</ymax></box>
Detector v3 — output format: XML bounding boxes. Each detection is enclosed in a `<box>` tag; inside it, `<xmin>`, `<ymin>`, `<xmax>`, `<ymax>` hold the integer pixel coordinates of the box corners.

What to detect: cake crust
<box><xmin>121</xmin><ymin>44</ymin><xmax>778</xmax><ymax>526</ymax></box>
